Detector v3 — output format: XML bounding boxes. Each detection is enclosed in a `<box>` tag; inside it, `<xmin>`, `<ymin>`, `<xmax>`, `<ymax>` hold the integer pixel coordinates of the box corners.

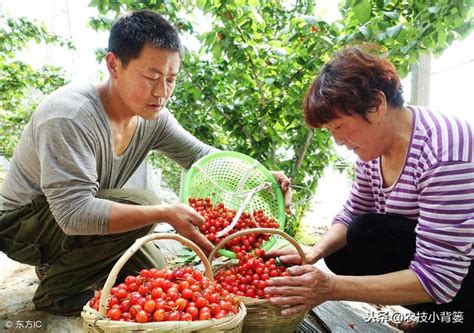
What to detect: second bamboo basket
<box><xmin>209</xmin><ymin>228</ymin><xmax>308</xmax><ymax>333</ymax></box>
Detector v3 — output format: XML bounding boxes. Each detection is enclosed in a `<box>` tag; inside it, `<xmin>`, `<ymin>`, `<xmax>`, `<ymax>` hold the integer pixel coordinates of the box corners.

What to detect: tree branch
<box><xmin>234</xmin><ymin>24</ymin><xmax>267</xmax><ymax>108</ymax></box>
<box><xmin>219</xmin><ymin>6</ymin><xmax>268</xmax><ymax>142</ymax></box>
<box><xmin>293</xmin><ymin>129</ymin><xmax>314</xmax><ymax>180</ymax></box>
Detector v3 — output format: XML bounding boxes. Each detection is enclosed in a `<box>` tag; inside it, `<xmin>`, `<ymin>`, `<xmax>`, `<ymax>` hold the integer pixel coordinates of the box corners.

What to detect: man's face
<box><xmin>113</xmin><ymin>44</ymin><xmax>181</xmax><ymax>120</ymax></box>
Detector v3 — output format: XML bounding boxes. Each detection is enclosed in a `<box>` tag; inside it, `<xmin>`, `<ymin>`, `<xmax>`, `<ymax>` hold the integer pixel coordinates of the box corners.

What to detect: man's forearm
<box><xmin>107</xmin><ymin>202</ymin><xmax>170</xmax><ymax>234</ymax></box>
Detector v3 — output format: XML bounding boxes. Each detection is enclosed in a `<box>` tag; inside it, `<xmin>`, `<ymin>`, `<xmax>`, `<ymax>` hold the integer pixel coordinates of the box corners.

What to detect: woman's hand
<box><xmin>264</xmin><ymin>265</ymin><xmax>336</xmax><ymax>316</ymax></box>
<box><xmin>163</xmin><ymin>203</ymin><xmax>214</xmax><ymax>254</ymax></box>
<box><xmin>270</xmin><ymin>171</ymin><xmax>292</xmax><ymax>214</ymax></box>
<box><xmin>264</xmin><ymin>248</ymin><xmax>318</xmax><ymax>266</ymax></box>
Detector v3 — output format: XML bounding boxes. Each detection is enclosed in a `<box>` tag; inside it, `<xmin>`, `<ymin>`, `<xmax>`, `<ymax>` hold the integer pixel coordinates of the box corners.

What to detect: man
<box><xmin>0</xmin><ymin>10</ymin><xmax>291</xmax><ymax>316</ymax></box>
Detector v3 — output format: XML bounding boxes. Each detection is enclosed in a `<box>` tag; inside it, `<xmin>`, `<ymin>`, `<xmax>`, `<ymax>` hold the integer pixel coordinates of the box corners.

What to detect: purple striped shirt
<box><xmin>333</xmin><ymin>106</ymin><xmax>474</xmax><ymax>304</ymax></box>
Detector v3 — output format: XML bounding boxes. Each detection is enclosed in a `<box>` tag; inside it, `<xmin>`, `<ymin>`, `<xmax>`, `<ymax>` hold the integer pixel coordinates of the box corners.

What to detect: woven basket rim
<box><xmin>81</xmin><ymin>233</ymin><xmax>247</xmax><ymax>331</ymax></box>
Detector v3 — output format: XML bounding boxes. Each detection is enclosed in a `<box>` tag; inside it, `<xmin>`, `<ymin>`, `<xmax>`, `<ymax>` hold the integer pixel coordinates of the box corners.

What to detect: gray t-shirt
<box><xmin>0</xmin><ymin>84</ymin><xmax>215</xmax><ymax>235</ymax></box>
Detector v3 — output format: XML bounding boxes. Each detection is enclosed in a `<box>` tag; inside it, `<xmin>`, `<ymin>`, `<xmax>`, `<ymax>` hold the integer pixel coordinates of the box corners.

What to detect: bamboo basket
<box><xmin>82</xmin><ymin>233</ymin><xmax>246</xmax><ymax>333</ymax></box>
<box><xmin>208</xmin><ymin>228</ymin><xmax>307</xmax><ymax>333</ymax></box>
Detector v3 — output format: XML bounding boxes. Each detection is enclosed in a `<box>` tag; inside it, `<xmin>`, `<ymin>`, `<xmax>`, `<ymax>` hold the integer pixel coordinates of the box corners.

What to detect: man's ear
<box><xmin>105</xmin><ymin>52</ymin><xmax>121</xmax><ymax>79</ymax></box>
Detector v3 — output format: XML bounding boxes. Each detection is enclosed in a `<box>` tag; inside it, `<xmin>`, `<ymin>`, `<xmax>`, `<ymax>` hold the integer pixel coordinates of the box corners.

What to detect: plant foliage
<box><xmin>1</xmin><ymin>1</ymin><xmax>472</xmax><ymax>234</ymax></box>
<box><xmin>88</xmin><ymin>0</ymin><xmax>472</xmax><ymax>234</ymax></box>
<box><xmin>0</xmin><ymin>15</ymin><xmax>72</xmax><ymax>157</ymax></box>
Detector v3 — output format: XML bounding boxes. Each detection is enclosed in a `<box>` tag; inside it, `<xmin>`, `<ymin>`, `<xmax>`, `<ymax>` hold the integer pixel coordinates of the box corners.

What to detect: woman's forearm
<box><xmin>332</xmin><ymin>269</ymin><xmax>434</xmax><ymax>305</ymax></box>
<box><xmin>311</xmin><ymin>223</ymin><xmax>348</xmax><ymax>262</ymax></box>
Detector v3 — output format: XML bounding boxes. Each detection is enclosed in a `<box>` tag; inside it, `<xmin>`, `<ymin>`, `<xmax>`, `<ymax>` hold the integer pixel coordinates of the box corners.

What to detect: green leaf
<box><xmin>375</xmin><ymin>31</ymin><xmax>387</xmax><ymax>41</ymax></box>
<box><xmin>395</xmin><ymin>28</ymin><xmax>407</xmax><ymax>43</ymax></box>
<box><xmin>383</xmin><ymin>11</ymin><xmax>399</xmax><ymax>19</ymax></box>
<box><xmin>437</xmin><ymin>30</ymin><xmax>446</xmax><ymax>46</ymax></box>
<box><xmin>386</xmin><ymin>24</ymin><xmax>402</xmax><ymax>38</ymax></box>
<box><xmin>268</xmin><ymin>40</ymin><xmax>281</xmax><ymax>47</ymax></box>
<box><xmin>274</xmin><ymin>48</ymin><xmax>287</xmax><ymax>56</ymax></box>
<box><xmin>212</xmin><ymin>45</ymin><xmax>221</xmax><ymax>61</ymax></box>
<box><xmin>196</xmin><ymin>0</ymin><xmax>207</xmax><ymax>10</ymax></box>
<box><xmin>319</xmin><ymin>36</ymin><xmax>334</xmax><ymax>45</ymax></box>
<box><xmin>358</xmin><ymin>26</ymin><xmax>370</xmax><ymax>37</ymax></box>
<box><xmin>303</xmin><ymin>16</ymin><xmax>318</xmax><ymax>25</ymax></box>
<box><xmin>353</xmin><ymin>0</ymin><xmax>372</xmax><ymax>24</ymax></box>
<box><xmin>289</xmin><ymin>17</ymin><xmax>303</xmax><ymax>28</ymax></box>
<box><xmin>248</xmin><ymin>0</ymin><xmax>258</xmax><ymax>7</ymax></box>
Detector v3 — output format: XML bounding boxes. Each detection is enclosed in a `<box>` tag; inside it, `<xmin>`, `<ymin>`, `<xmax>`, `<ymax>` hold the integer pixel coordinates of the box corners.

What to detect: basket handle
<box><xmin>208</xmin><ymin>228</ymin><xmax>307</xmax><ymax>265</ymax></box>
<box><xmin>215</xmin><ymin>181</ymin><xmax>272</xmax><ymax>238</ymax></box>
<box><xmin>98</xmin><ymin>233</ymin><xmax>213</xmax><ymax>316</ymax></box>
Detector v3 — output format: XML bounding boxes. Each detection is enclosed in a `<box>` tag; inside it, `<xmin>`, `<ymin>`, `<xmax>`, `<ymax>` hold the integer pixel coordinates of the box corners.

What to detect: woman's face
<box><xmin>323</xmin><ymin>109</ymin><xmax>388</xmax><ymax>162</ymax></box>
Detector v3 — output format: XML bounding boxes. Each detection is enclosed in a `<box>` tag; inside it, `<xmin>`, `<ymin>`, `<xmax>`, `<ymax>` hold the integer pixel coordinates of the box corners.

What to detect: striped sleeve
<box><xmin>332</xmin><ymin>161</ymin><xmax>376</xmax><ymax>226</ymax></box>
<box><xmin>409</xmin><ymin>161</ymin><xmax>474</xmax><ymax>304</ymax></box>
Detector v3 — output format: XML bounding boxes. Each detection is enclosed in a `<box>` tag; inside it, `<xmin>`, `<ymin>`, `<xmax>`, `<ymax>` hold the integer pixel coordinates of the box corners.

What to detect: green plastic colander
<box><xmin>181</xmin><ymin>151</ymin><xmax>285</xmax><ymax>258</ymax></box>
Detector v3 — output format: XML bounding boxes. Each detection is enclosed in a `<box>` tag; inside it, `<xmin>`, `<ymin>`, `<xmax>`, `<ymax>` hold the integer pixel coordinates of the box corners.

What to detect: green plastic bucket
<box><xmin>181</xmin><ymin>151</ymin><xmax>285</xmax><ymax>258</ymax></box>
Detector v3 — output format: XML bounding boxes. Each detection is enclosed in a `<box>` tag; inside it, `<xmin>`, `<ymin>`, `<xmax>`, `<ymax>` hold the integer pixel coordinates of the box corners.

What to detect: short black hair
<box><xmin>108</xmin><ymin>10</ymin><xmax>183</xmax><ymax>66</ymax></box>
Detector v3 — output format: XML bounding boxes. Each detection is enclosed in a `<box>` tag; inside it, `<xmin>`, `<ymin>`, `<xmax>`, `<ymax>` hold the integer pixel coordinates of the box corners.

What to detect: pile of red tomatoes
<box><xmin>188</xmin><ymin>197</ymin><xmax>280</xmax><ymax>252</ymax></box>
<box><xmin>214</xmin><ymin>249</ymin><xmax>289</xmax><ymax>299</ymax></box>
<box><xmin>88</xmin><ymin>267</ymin><xmax>240</xmax><ymax>322</ymax></box>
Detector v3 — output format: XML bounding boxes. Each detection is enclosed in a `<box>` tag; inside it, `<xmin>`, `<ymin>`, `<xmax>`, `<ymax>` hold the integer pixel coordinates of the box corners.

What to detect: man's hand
<box><xmin>264</xmin><ymin>265</ymin><xmax>336</xmax><ymax>316</ymax></box>
<box><xmin>163</xmin><ymin>203</ymin><xmax>214</xmax><ymax>254</ymax></box>
<box><xmin>270</xmin><ymin>171</ymin><xmax>292</xmax><ymax>214</ymax></box>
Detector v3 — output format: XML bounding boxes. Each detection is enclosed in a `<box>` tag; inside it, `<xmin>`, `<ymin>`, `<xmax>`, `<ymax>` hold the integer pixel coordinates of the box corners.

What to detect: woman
<box><xmin>264</xmin><ymin>47</ymin><xmax>473</xmax><ymax>333</ymax></box>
